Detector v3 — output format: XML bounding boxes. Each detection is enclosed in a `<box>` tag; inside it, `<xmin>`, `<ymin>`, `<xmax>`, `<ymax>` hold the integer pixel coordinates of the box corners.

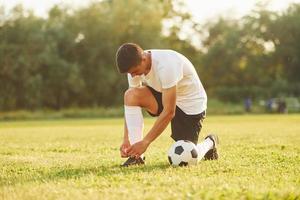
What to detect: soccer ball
<box><xmin>167</xmin><ymin>140</ymin><xmax>199</xmax><ymax>166</ymax></box>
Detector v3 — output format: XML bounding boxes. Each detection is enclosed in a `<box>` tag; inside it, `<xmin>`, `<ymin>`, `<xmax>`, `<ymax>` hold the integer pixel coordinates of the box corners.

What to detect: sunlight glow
<box><xmin>3</xmin><ymin>0</ymin><xmax>300</xmax><ymax>21</ymax></box>
<box><xmin>186</xmin><ymin>0</ymin><xmax>300</xmax><ymax>23</ymax></box>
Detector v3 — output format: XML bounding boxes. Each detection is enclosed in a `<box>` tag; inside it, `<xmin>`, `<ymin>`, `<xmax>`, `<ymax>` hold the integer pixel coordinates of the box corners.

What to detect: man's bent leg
<box><xmin>124</xmin><ymin>87</ymin><xmax>159</xmax><ymax>145</ymax></box>
<box><xmin>121</xmin><ymin>87</ymin><xmax>159</xmax><ymax>166</ymax></box>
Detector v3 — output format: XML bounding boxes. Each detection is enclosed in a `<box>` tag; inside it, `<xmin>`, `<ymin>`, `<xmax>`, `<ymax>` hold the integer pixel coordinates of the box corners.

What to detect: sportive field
<box><xmin>1</xmin><ymin>115</ymin><xmax>299</xmax><ymax>200</ymax></box>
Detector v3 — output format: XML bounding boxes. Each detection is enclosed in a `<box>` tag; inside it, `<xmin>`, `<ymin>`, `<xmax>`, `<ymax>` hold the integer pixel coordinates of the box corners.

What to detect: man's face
<box><xmin>127</xmin><ymin>56</ymin><xmax>147</xmax><ymax>77</ymax></box>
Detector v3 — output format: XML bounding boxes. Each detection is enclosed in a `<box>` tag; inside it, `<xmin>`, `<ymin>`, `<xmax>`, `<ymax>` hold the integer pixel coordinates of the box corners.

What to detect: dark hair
<box><xmin>115</xmin><ymin>43</ymin><xmax>143</xmax><ymax>73</ymax></box>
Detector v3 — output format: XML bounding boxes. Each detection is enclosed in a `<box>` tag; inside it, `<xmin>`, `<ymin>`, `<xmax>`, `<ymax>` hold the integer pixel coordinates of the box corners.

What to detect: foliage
<box><xmin>0</xmin><ymin>2</ymin><xmax>300</xmax><ymax>110</ymax></box>
<box><xmin>200</xmin><ymin>3</ymin><xmax>300</xmax><ymax>101</ymax></box>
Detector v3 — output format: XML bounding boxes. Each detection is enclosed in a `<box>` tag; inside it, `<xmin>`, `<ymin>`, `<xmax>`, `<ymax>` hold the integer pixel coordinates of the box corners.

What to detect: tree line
<box><xmin>0</xmin><ymin>0</ymin><xmax>299</xmax><ymax>111</ymax></box>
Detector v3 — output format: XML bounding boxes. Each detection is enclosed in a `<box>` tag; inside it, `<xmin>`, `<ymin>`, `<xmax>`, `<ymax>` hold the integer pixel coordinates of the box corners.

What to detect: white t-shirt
<box><xmin>127</xmin><ymin>49</ymin><xmax>207</xmax><ymax>115</ymax></box>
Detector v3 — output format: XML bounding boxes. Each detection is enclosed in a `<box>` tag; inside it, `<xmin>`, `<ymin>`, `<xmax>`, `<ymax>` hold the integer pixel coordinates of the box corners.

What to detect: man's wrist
<box><xmin>143</xmin><ymin>138</ymin><xmax>151</xmax><ymax>146</ymax></box>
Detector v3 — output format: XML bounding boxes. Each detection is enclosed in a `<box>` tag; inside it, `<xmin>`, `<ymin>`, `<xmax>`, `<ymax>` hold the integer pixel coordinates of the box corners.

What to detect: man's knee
<box><xmin>124</xmin><ymin>87</ymin><xmax>158</xmax><ymax>113</ymax></box>
<box><xmin>124</xmin><ymin>88</ymin><xmax>142</xmax><ymax>106</ymax></box>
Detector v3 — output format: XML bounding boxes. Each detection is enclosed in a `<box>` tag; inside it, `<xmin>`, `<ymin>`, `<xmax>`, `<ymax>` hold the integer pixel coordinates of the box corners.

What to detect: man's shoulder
<box><xmin>146</xmin><ymin>49</ymin><xmax>178</xmax><ymax>54</ymax></box>
<box><xmin>149</xmin><ymin>49</ymin><xmax>181</xmax><ymax>63</ymax></box>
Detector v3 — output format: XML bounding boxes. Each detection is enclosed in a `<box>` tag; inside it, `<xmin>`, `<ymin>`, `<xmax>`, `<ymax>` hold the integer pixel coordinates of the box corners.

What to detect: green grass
<box><xmin>0</xmin><ymin>115</ymin><xmax>300</xmax><ymax>200</ymax></box>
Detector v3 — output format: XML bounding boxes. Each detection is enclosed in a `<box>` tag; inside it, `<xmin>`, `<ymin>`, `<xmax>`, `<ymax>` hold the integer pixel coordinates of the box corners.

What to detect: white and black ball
<box><xmin>167</xmin><ymin>140</ymin><xmax>199</xmax><ymax>166</ymax></box>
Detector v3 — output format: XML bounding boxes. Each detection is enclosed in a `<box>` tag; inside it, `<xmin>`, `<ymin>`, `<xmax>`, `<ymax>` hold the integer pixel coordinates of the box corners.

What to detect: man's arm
<box><xmin>143</xmin><ymin>85</ymin><xmax>176</xmax><ymax>144</ymax></box>
<box><xmin>127</xmin><ymin>85</ymin><xmax>177</xmax><ymax>157</ymax></box>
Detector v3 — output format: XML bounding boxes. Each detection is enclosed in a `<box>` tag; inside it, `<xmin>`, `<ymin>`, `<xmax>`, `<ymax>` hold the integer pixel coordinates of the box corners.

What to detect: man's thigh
<box><xmin>143</xmin><ymin>86</ymin><xmax>164</xmax><ymax>117</ymax></box>
<box><xmin>170</xmin><ymin>108</ymin><xmax>205</xmax><ymax>144</ymax></box>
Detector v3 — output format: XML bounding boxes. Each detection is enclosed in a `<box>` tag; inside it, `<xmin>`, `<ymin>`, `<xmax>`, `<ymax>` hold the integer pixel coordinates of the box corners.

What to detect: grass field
<box><xmin>0</xmin><ymin>115</ymin><xmax>300</xmax><ymax>200</ymax></box>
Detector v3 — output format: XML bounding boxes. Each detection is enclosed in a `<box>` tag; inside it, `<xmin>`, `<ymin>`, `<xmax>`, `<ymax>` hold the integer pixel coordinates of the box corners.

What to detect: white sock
<box><xmin>196</xmin><ymin>138</ymin><xmax>214</xmax><ymax>160</ymax></box>
<box><xmin>124</xmin><ymin>105</ymin><xmax>144</xmax><ymax>145</ymax></box>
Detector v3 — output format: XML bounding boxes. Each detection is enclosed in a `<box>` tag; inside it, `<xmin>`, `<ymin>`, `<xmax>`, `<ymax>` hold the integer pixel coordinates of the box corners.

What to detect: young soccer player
<box><xmin>115</xmin><ymin>43</ymin><xmax>219</xmax><ymax>166</ymax></box>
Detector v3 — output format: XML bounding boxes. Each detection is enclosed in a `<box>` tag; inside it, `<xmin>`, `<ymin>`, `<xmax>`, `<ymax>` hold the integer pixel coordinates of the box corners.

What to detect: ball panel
<box><xmin>191</xmin><ymin>148</ymin><xmax>198</xmax><ymax>158</ymax></box>
<box><xmin>179</xmin><ymin>161</ymin><xmax>188</xmax><ymax>167</ymax></box>
<box><xmin>170</xmin><ymin>154</ymin><xmax>182</xmax><ymax>166</ymax></box>
<box><xmin>174</xmin><ymin>146</ymin><xmax>184</xmax><ymax>155</ymax></box>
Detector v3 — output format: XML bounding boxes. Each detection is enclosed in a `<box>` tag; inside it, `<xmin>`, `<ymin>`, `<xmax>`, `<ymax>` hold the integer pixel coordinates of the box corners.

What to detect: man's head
<box><xmin>116</xmin><ymin>43</ymin><xmax>149</xmax><ymax>76</ymax></box>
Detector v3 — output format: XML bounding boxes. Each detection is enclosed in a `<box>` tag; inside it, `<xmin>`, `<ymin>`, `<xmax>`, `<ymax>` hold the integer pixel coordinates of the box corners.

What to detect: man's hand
<box><xmin>127</xmin><ymin>140</ymin><xmax>150</xmax><ymax>158</ymax></box>
<box><xmin>120</xmin><ymin>140</ymin><xmax>131</xmax><ymax>158</ymax></box>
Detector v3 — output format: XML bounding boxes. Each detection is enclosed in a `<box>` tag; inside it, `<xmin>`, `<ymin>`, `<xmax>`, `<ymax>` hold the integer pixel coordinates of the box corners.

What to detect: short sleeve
<box><xmin>158</xmin><ymin>64</ymin><xmax>183</xmax><ymax>89</ymax></box>
<box><xmin>127</xmin><ymin>74</ymin><xmax>142</xmax><ymax>88</ymax></box>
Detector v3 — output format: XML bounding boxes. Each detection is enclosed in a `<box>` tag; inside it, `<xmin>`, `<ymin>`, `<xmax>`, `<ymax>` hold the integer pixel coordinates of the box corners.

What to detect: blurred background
<box><xmin>1</xmin><ymin>0</ymin><xmax>300</xmax><ymax>119</ymax></box>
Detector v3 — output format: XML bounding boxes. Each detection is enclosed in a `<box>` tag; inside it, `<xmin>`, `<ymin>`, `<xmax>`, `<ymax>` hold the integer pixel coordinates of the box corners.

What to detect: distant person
<box><xmin>244</xmin><ymin>97</ymin><xmax>252</xmax><ymax>112</ymax></box>
<box><xmin>277</xmin><ymin>98</ymin><xmax>287</xmax><ymax>113</ymax></box>
<box><xmin>266</xmin><ymin>98</ymin><xmax>274</xmax><ymax>113</ymax></box>
<box><xmin>115</xmin><ymin>43</ymin><xmax>219</xmax><ymax>166</ymax></box>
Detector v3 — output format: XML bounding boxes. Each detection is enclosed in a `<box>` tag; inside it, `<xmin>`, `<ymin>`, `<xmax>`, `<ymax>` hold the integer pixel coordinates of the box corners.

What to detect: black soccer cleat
<box><xmin>121</xmin><ymin>156</ymin><xmax>145</xmax><ymax>167</ymax></box>
<box><xmin>204</xmin><ymin>134</ymin><xmax>219</xmax><ymax>160</ymax></box>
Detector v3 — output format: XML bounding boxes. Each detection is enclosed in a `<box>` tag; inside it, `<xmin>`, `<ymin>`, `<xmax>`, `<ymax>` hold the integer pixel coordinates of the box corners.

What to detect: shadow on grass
<box><xmin>1</xmin><ymin>162</ymin><xmax>171</xmax><ymax>186</ymax></box>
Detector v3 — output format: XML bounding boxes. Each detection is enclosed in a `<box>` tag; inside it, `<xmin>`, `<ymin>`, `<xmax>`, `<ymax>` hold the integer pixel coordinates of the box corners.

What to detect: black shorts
<box><xmin>146</xmin><ymin>86</ymin><xmax>205</xmax><ymax>144</ymax></box>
